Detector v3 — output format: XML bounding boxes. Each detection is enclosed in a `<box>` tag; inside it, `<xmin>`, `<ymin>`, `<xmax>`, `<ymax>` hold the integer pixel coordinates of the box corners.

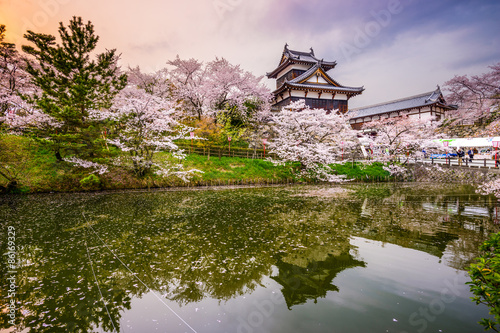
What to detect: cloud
<box><xmin>338</xmin><ymin>26</ymin><xmax>500</xmax><ymax>108</ymax></box>
<box><xmin>1</xmin><ymin>0</ymin><xmax>499</xmax><ymax>107</ymax></box>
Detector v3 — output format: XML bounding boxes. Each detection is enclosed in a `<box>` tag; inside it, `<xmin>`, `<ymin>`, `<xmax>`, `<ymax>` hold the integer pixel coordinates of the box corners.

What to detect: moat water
<box><xmin>1</xmin><ymin>183</ymin><xmax>498</xmax><ymax>332</ymax></box>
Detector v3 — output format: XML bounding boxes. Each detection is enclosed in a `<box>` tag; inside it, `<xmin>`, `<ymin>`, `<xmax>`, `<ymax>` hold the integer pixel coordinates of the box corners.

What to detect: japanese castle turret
<box><xmin>267</xmin><ymin>44</ymin><xmax>364</xmax><ymax>112</ymax></box>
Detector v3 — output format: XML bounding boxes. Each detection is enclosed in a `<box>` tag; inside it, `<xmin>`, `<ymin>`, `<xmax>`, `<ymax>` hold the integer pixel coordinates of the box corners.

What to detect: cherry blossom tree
<box><xmin>360</xmin><ymin>115</ymin><xmax>442</xmax><ymax>163</ymax></box>
<box><xmin>479</xmin><ymin>118</ymin><xmax>500</xmax><ymax>137</ymax></box>
<box><xmin>0</xmin><ymin>25</ymin><xmax>60</xmax><ymax>191</ymax></box>
<box><xmin>478</xmin><ymin>179</ymin><xmax>500</xmax><ymax>200</ymax></box>
<box><xmin>382</xmin><ymin>164</ymin><xmax>408</xmax><ymax>179</ymax></box>
<box><xmin>62</xmin><ymin>156</ymin><xmax>108</xmax><ymax>175</ymax></box>
<box><xmin>127</xmin><ymin>65</ymin><xmax>171</xmax><ymax>98</ymax></box>
<box><xmin>104</xmin><ymin>84</ymin><xmax>201</xmax><ymax>179</ymax></box>
<box><xmin>0</xmin><ymin>24</ymin><xmax>32</xmax><ymax>122</ymax></box>
<box><xmin>4</xmin><ymin>101</ymin><xmax>62</xmax><ymax>131</ymax></box>
<box><xmin>0</xmin><ymin>24</ymin><xmax>18</xmax><ymax>115</ymax></box>
<box><xmin>444</xmin><ymin>63</ymin><xmax>500</xmax><ymax>123</ymax></box>
<box><xmin>167</xmin><ymin>56</ymin><xmax>205</xmax><ymax>118</ymax></box>
<box><xmin>267</xmin><ymin>100</ymin><xmax>358</xmax><ymax>182</ymax></box>
<box><xmin>167</xmin><ymin>56</ymin><xmax>271</xmax><ymax>125</ymax></box>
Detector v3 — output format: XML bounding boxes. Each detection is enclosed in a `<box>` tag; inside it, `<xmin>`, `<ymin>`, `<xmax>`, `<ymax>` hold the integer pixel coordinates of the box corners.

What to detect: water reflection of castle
<box><xmin>272</xmin><ymin>253</ymin><xmax>366</xmax><ymax>309</ymax></box>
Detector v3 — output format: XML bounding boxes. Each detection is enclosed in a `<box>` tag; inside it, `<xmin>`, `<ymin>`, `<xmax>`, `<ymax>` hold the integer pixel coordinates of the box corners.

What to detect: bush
<box><xmin>79</xmin><ymin>174</ymin><xmax>101</xmax><ymax>190</ymax></box>
<box><xmin>330</xmin><ymin>162</ymin><xmax>391</xmax><ymax>181</ymax></box>
<box><xmin>467</xmin><ymin>232</ymin><xmax>500</xmax><ymax>331</ymax></box>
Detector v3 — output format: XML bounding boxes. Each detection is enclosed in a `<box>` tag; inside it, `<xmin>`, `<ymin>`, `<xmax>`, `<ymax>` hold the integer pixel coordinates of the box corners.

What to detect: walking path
<box><xmin>418</xmin><ymin>157</ymin><xmax>498</xmax><ymax>169</ymax></box>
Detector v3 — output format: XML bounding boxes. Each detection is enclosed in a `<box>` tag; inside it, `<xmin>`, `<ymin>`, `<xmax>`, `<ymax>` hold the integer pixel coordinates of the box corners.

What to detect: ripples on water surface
<box><xmin>0</xmin><ymin>183</ymin><xmax>498</xmax><ymax>332</ymax></box>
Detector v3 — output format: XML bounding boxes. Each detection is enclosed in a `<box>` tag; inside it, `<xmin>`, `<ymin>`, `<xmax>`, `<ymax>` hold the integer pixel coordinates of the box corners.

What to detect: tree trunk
<box><xmin>6</xmin><ymin>179</ymin><xmax>18</xmax><ymax>192</ymax></box>
<box><xmin>0</xmin><ymin>180</ymin><xmax>19</xmax><ymax>193</ymax></box>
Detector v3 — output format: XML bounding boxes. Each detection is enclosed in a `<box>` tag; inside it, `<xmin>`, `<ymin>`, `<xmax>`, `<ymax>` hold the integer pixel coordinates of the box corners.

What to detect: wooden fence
<box><xmin>176</xmin><ymin>144</ymin><xmax>279</xmax><ymax>160</ymax></box>
<box><xmin>176</xmin><ymin>143</ymin><xmax>360</xmax><ymax>161</ymax></box>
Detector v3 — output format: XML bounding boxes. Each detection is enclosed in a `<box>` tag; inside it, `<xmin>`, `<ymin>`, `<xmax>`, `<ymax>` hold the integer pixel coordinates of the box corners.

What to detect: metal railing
<box><xmin>412</xmin><ymin>157</ymin><xmax>499</xmax><ymax>169</ymax></box>
<box><xmin>177</xmin><ymin>143</ymin><xmax>500</xmax><ymax>169</ymax></box>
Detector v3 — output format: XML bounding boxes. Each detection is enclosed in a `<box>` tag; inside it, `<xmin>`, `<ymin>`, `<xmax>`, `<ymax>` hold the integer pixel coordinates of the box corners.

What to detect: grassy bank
<box><xmin>330</xmin><ymin>162</ymin><xmax>391</xmax><ymax>182</ymax></box>
<box><xmin>0</xmin><ymin>135</ymin><xmax>392</xmax><ymax>193</ymax></box>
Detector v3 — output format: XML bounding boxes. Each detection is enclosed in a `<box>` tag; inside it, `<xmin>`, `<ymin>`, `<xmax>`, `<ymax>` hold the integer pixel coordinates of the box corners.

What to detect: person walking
<box><xmin>467</xmin><ymin>148</ymin><xmax>474</xmax><ymax>163</ymax></box>
<box><xmin>457</xmin><ymin>149</ymin><xmax>465</xmax><ymax>166</ymax></box>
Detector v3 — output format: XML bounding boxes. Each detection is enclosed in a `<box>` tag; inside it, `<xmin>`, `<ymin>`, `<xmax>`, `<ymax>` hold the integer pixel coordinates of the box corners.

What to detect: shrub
<box><xmin>330</xmin><ymin>162</ymin><xmax>391</xmax><ymax>181</ymax></box>
<box><xmin>80</xmin><ymin>174</ymin><xmax>101</xmax><ymax>190</ymax></box>
<box><xmin>467</xmin><ymin>232</ymin><xmax>500</xmax><ymax>331</ymax></box>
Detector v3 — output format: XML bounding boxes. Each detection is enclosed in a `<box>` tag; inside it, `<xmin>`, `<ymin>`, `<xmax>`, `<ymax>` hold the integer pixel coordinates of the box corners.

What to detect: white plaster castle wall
<box><xmin>305</xmin><ymin>75</ymin><xmax>329</xmax><ymax>84</ymax></box>
<box><xmin>276</xmin><ymin>64</ymin><xmax>310</xmax><ymax>80</ymax></box>
<box><xmin>307</xmin><ymin>91</ymin><xmax>319</xmax><ymax>99</ymax></box>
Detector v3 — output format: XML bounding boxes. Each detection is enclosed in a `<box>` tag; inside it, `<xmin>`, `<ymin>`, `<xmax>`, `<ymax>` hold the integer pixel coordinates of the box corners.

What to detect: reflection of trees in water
<box><xmin>347</xmin><ymin>183</ymin><xmax>500</xmax><ymax>269</ymax></box>
<box><xmin>0</xmin><ymin>184</ymin><xmax>498</xmax><ymax>331</ymax></box>
<box><xmin>0</xmin><ymin>190</ymin><xmax>360</xmax><ymax>331</ymax></box>
<box><xmin>0</xmin><ymin>198</ymin><xmax>133</xmax><ymax>332</ymax></box>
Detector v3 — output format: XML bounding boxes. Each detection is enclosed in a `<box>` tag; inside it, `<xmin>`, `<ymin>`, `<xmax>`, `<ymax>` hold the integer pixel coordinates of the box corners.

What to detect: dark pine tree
<box><xmin>22</xmin><ymin>16</ymin><xmax>127</xmax><ymax>160</ymax></box>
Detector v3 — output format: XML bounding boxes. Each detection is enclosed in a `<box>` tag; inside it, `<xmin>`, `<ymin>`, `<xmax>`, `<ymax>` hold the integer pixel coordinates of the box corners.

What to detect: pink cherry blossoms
<box><xmin>0</xmin><ymin>27</ymin><xmax>53</xmax><ymax>129</ymax></box>
<box><xmin>106</xmin><ymin>82</ymin><xmax>201</xmax><ymax>178</ymax></box>
<box><xmin>478</xmin><ymin>179</ymin><xmax>500</xmax><ymax>200</ymax></box>
<box><xmin>63</xmin><ymin>157</ymin><xmax>108</xmax><ymax>175</ymax></box>
<box><xmin>167</xmin><ymin>56</ymin><xmax>271</xmax><ymax>122</ymax></box>
<box><xmin>444</xmin><ymin>62</ymin><xmax>500</xmax><ymax>123</ymax></box>
<box><xmin>268</xmin><ymin>100</ymin><xmax>358</xmax><ymax>182</ymax></box>
<box><xmin>361</xmin><ymin>115</ymin><xmax>442</xmax><ymax>163</ymax></box>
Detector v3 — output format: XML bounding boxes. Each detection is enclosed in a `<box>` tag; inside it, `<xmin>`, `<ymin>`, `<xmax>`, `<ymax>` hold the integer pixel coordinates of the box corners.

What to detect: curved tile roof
<box><xmin>272</xmin><ymin>62</ymin><xmax>364</xmax><ymax>95</ymax></box>
<box><xmin>348</xmin><ymin>87</ymin><xmax>455</xmax><ymax>118</ymax></box>
<box><xmin>277</xmin><ymin>82</ymin><xmax>364</xmax><ymax>93</ymax></box>
<box><xmin>284</xmin><ymin>47</ymin><xmax>337</xmax><ymax>67</ymax></box>
<box><xmin>266</xmin><ymin>44</ymin><xmax>337</xmax><ymax>78</ymax></box>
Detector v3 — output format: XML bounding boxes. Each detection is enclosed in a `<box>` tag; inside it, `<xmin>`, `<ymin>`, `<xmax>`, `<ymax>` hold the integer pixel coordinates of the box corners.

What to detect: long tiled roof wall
<box><xmin>348</xmin><ymin>87</ymin><xmax>450</xmax><ymax>118</ymax></box>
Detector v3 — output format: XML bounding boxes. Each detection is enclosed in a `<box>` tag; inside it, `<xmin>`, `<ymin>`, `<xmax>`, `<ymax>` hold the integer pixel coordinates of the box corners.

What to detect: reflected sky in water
<box><xmin>0</xmin><ymin>183</ymin><xmax>498</xmax><ymax>332</ymax></box>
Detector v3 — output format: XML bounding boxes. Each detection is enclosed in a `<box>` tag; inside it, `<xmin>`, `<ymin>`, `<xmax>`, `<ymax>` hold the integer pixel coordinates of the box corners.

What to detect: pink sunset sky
<box><xmin>1</xmin><ymin>0</ymin><xmax>499</xmax><ymax>108</ymax></box>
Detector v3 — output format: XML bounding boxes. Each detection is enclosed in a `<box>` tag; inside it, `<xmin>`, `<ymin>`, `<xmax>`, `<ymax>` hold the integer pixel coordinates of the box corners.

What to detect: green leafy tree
<box><xmin>468</xmin><ymin>232</ymin><xmax>500</xmax><ymax>331</ymax></box>
<box><xmin>21</xmin><ymin>16</ymin><xmax>127</xmax><ymax>160</ymax></box>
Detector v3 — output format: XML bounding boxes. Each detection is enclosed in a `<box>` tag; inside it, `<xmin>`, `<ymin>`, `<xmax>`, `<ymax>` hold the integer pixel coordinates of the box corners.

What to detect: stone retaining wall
<box><xmin>410</xmin><ymin>163</ymin><xmax>500</xmax><ymax>184</ymax></box>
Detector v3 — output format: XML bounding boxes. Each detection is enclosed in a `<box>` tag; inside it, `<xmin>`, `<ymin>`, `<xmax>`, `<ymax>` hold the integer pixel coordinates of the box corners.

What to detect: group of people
<box><xmin>456</xmin><ymin>147</ymin><xmax>499</xmax><ymax>167</ymax></box>
<box><xmin>456</xmin><ymin>148</ymin><xmax>477</xmax><ymax>165</ymax></box>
